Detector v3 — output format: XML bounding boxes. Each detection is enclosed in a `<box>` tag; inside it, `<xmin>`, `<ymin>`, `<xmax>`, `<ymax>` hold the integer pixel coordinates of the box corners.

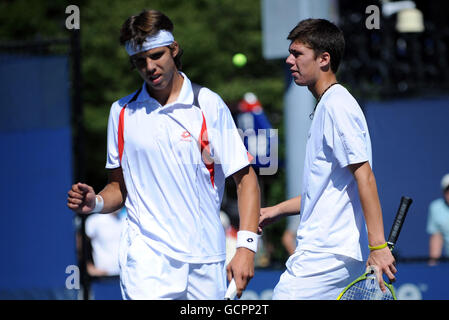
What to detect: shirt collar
<box><xmin>135</xmin><ymin>72</ymin><xmax>194</xmax><ymax>107</ymax></box>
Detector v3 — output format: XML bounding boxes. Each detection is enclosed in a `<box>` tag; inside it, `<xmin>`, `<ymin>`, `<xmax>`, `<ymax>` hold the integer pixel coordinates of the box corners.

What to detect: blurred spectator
<box><xmin>85</xmin><ymin>207</ymin><xmax>127</xmax><ymax>276</ymax></box>
<box><xmin>254</xmin><ymin>237</ymin><xmax>271</xmax><ymax>268</ymax></box>
<box><xmin>236</xmin><ymin>92</ymin><xmax>274</xmax><ymax>171</ymax></box>
<box><xmin>427</xmin><ymin>173</ymin><xmax>449</xmax><ymax>265</ymax></box>
<box><xmin>281</xmin><ymin>215</ymin><xmax>300</xmax><ymax>255</ymax></box>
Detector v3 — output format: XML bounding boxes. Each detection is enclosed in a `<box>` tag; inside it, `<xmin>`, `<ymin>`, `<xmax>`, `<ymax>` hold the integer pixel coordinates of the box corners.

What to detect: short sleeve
<box><xmin>105</xmin><ymin>102</ymin><xmax>121</xmax><ymax>169</ymax></box>
<box><xmin>205</xmin><ymin>92</ymin><xmax>250</xmax><ymax>178</ymax></box>
<box><xmin>323</xmin><ymin>104</ymin><xmax>369</xmax><ymax>168</ymax></box>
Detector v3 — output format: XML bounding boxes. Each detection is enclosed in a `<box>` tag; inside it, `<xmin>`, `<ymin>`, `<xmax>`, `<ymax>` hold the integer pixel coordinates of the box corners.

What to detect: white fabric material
<box><xmin>106</xmin><ymin>73</ymin><xmax>250</xmax><ymax>264</ymax></box>
<box><xmin>272</xmin><ymin>250</ymin><xmax>365</xmax><ymax>300</ymax></box>
<box><xmin>92</xmin><ymin>194</ymin><xmax>104</xmax><ymax>213</ymax></box>
<box><xmin>125</xmin><ymin>30</ymin><xmax>174</xmax><ymax>56</ymax></box>
<box><xmin>119</xmin><ymin>226</ymin><xmax>226</xmax><ymax>299</ymax></box>
<box><xmin>85</xmin><ymin>213</ymin><xmax>126</xmax><ymax>275</ymax></box>
<box><xmin>297</xmin><ymin>84</ymin><xmax>371</xmax><ymax>262</ymax></box>
<box><xmin>236</xmin><ymin>230</ymin><xmax>259</xmax><ymax>253</ymax></box>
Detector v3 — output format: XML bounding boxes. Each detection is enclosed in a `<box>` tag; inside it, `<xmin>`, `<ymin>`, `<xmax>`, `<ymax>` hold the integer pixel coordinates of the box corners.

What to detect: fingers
<box><xmin>67</xmin><ymin>182</ymin><xmax>95</xmax><ymax>213</ymax></box>
<box><xmin>383</xmin><ymin>264</ymin><xmax>396</xmax><ymax>284</ymax></box>
<box><xmin>226</xmin><ymin>270</ymin><xmax>250</xmax><ymax>298</ymax></box>
<box><xmin>226</xmin><ymin>253</ymin><xmax>254</xmax><ymax>299</ymax></box>
<box><xmin>368</xmin><ymin>263</ymin><xmax>397</xmax><ymax>293</ymax></box>
<box><xmin>67</xmin><ymin>196</ymin><xmax>83</xmax><ymax>206</ymax></box>
<box><xmin>378</xmin><ymin>278</ymin><xmax>387</xmax><ymax>292</ymax></box>
<box><xmin>67</xmin><ymin>184</ymin><xmax>84</xmax><ymax>210</ymax></box>
<box><xmin>381</xmin><ymin>255</ymin><xmax>397</xmax><ymax>285</ymax></box>
<box><xmin>73</xmin><ymin>182</ymin><xmax>94</xmax><ymax>194</ymax></box>
<box><xmin>258</xmin><ymin>218</ymin><xmax>266</xmax><ymax>230</ymax></box>
<box><xmin>377</xmin><ymin>267</ymin><xmax>395</xmax><ymax>292</ymax></box>
<box><xmin>367</xmin><ymin>247</ymin><xmax>397</xmax><ymax>292</ymax></box>
<box><xmin>226</xmin><ymin>266</ymin><xmax>245</xmax><ymax>298</ymax></box>
<box><xmin>258</xmin><ymin>207</ymin><xmax>271</xmax><ymax>229</ymax></box>
<box><xmin>226</xmin><ymin>264</ymin><xmax>233</xmax><ymax>283</ymax></box>
<box><xmin>69</xmin><ymin>182</ymin><xmax>89</xmax><ymax>196</ymax></box>
<box><xmin>67</xmin><ymin>189</ymin><xmax>83</xmax><ymax>202</ymax></box>
<box><xmin>68</xmin><ymin>183</ymin><xmax>86</xmax><ymax>203</ymax></box>
<box><xmin>233</xmin><ymin>270</ymin><xmax>254</xmax><ymax>298</ymax></box>
<box><xmin>234</xmin><ymin>276</ymin><xmax>248</xmax><ymax>299</ymax></box>
<box><xmin>259</xmin><ymin>206</ymin><xmax>281</xmax><ymax>230</ymax></box>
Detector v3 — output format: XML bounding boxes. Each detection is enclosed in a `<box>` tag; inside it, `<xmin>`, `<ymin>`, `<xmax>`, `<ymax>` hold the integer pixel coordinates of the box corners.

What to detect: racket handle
<box><xmin>387</xmin><ymin>196</ymin><xmax>413</xmax><ymax>250</ymax></box>
<box><xmin>224</xmin><ymin>278</ymin><xmax>237</xmax><ymax>300</ymax></box>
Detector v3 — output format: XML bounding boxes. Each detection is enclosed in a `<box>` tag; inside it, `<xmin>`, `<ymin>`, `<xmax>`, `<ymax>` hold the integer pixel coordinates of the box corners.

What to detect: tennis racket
<box><xmin>337</xmin><ymin>196</ymin><xmax>413</xmax><ymax>300</ymax></box>
<box><xmin>224</xmin><ymin>278</ymin><xmax>237</xmax><ymax>300</ymax></box>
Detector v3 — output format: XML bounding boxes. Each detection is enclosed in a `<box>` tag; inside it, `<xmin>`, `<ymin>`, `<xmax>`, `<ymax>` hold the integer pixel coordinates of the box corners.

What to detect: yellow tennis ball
<box><xmin>232</xmin><ymin>53</ymin><xmax>247</xmax><ymax>67</ymax></box>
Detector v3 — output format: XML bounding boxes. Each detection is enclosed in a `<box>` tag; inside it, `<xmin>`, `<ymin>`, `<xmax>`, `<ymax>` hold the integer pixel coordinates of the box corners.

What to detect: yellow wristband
<box><xmin>368</xmin><ymin>242</ymin><xmax>388</xmax><ymax>251</ymax></box>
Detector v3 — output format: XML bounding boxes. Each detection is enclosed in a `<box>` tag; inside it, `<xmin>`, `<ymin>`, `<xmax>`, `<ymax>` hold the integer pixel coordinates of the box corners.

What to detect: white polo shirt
<box><xmin>297</xmin><ymin>84</ymin><xmax>370</xmax><ymax>262</ymax></box>
<box><xmin>106</xmin><ymin>73</ymin><xmax>250</xmax><ymax>263</ymax></box>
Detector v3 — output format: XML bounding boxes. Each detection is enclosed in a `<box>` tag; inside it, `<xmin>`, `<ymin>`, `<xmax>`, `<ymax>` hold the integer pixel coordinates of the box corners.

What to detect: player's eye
<box><xmin>133</xmin><ymin>58</ymin><xmax>146</xmax><ymax>69</ymax></box>
<box><xmin>132</xmin><ymin>50</ymin><xmax>165</xmax><ymax>69</ymax></box>
<box><xmin>290</xmin><ymin>51</ymin><xmax>301</xmax><ymax>58</ymax></box>
<box><xmin>149</xmin><ymin>52</ymin><xmax>164</xmax><ymax>60</ymax></box>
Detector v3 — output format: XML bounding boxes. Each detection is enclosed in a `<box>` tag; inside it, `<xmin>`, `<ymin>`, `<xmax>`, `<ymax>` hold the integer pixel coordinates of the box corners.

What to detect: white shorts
<box><xmin>273</xmin><ymin>250</ymin><xmax>365</xmax><ymax>300</ymax></box>
<box><xmin>119</xmin><ymin>227</ymin><xmax>226</xmax><ymax>300</ymax></box>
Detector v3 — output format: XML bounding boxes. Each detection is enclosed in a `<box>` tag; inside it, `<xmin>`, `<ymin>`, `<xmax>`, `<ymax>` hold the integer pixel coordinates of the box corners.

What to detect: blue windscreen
<box><xmin>364</xmin><ymin>97</ymin><xmax>449</xmax><ymax>258</ymax></box>
<box><xmin>0</xmin><ymin>54</ymin><xmax>76</xmax><ymax>298</ymax></box>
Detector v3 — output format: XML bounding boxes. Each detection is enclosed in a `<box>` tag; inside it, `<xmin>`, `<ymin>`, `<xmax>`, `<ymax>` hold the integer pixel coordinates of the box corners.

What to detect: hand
<box><xmin>67</xmin><ymin>182</ymin><xmax>96</xmax><ymax>214</ymax></box>
<box><xmin>87</xmin><ymin>262</ymin><xmax>109</xmax><ymax>277</ymax></box>
<box><xmin>226</xmin><ymin>248</ymin><xmax>255</xmax><ymax>298</ymax></box>
<box><xmin>258</xmin><ymin>206</ymin><xmax>281</xmax><ymax>233</ymax></box>
<box><xmin>366</xmin><ymin>247</ymin><xmax>397</xmax><ymax>292</ymax></box>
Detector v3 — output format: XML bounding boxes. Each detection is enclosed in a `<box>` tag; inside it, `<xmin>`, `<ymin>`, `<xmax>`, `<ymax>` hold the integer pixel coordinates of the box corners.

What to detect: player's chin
<box><xmin>293</xmin><ymin>79</ymin><xmax>308</xmax><ymax>87</ymax></box>
<box><xmin>292</xmin><ymin>76</ymin><xmax>308</xmax><ymax>87</ymax></box>
<box><xmin>145</xmin><ymin>78</ymin><xmax>168</xmax><ymax>92</ymax></box>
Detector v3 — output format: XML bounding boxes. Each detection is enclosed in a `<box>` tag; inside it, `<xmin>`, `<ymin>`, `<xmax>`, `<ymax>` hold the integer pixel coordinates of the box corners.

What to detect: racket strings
<box><xmin>340</xmin><ymin>278</ymin><xmax>394</xmax><ymax>300</ymax></box>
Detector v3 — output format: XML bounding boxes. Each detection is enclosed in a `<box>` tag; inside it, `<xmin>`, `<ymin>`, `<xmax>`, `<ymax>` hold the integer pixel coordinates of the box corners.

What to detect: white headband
<box><xmin>125</xmin><ymin>30</ymin><xmax>175</xmax><ymax>56</ymax></box>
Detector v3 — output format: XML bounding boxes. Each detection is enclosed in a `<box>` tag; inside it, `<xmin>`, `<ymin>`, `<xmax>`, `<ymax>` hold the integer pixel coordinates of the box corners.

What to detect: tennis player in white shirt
<box><xmin>67</xmin><ymin>9</ymin><xmax>260</xmax><ymax>300</ymax></box>
<box><xmin>259</xmin><ymin>19</ymin><xmax>396</xmax><ymax>299</ymax></box>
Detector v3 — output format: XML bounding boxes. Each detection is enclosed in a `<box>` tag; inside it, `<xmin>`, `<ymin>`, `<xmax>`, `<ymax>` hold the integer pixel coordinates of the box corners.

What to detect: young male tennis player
<box><xmin>259</xmin><ymin>19</ymin><xmax>396</xmax><ymax>299</ymax></box>
<box><xmin>67</xmin><ymin>9</ymin><xmax>260</xmax><ymax>299</ymax></box>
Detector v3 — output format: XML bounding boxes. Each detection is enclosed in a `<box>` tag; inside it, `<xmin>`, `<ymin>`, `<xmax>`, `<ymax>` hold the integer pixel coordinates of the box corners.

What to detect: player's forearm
<box><xmin>274</xmin><ymin>196</ymin><xmax>301</xmax><ymax>218</ymax></box>
<box><xmin>97</xmin><ymin>182</ymin><xmax>126</xmax><ymax>213</ymax></box>
<box><xmin>352</xmin><ymin>162</ymin><xmax>386</xmax><ymax>246</ymax></box>
<box><xmin>96</xmin><ymin>168</ymin><xmax>127</xmax><ymax>213</ymax></box>
<box><xmin>235</xmin><ymin>167</ymin><xmax>260</xmax><ymax>233</ymax></box>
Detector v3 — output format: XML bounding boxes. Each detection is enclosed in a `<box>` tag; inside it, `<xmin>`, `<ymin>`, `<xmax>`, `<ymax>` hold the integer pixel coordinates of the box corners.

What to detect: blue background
<box><xmin>0</xmin><ymin>55</ymin><xmax>76</xmax><ymax>297</ymax></box>
<box><xmin>364</xmin><ymin>97</ymin><xmax>449</xmax><ymax>258</ymax></box>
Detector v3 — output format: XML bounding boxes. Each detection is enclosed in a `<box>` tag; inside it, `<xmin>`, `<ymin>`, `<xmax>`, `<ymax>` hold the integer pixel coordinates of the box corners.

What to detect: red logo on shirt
<box><xmin>181</xmin><ymin>131</ymin><xmax>191</xmax><ymax>141</ymax></box>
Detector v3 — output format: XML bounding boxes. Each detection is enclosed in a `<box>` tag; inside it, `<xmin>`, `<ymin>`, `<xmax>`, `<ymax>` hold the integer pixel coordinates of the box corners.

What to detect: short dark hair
<box><xmin>287</xmin><ymin>19</ymin><xmax>345</xmax><ymax>73</ymax></box>
<box><xmin>119</xmin><ymin>9</ymin><xmax>183</xmax><ymax>70</ymax></box>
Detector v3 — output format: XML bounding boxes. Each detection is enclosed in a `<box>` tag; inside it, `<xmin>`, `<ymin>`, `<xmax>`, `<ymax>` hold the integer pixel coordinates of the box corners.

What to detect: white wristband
<box><xmin>236</xmin><ymin>230</ymin><xmax>259</xmax><ymax>253</ymax></box>
<box><xmin>92</xmin><ymin>195</ymin><xmax>104</xmax><ymax>213</ymax></box>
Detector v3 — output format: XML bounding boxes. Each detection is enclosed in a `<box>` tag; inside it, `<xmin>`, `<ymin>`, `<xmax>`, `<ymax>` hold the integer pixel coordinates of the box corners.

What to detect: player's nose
<box><xmin>145</xmin><ymin>57</ymin><xmax>157</xmax><ymax>73</ymax></box>
<box><xmin>285</xmin><ymin>54</ymin><xmax>294</xmax><ymax>66</ymax></box>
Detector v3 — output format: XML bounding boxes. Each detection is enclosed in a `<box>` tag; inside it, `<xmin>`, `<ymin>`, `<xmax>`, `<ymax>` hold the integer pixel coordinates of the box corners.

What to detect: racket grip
<box><xmin>387</xmin><ymin>196</ymin><xmax>413</xmax><ymax>250</ymax></box>
<box><xmin>224</xmin><ymin>278</ymin><xmax>237</xmax><ymax>300</ymax></box>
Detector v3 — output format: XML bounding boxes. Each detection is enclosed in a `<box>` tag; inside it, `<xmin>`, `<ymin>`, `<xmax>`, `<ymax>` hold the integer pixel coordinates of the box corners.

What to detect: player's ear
<box><xmin>170</xmin><ymin>41</ymin><xmax>179</xmax><ymax>58</ymax></box>
<box><xmin>319</xmin><ymin>51</ymin><xmax>331</xmax><ymax>71</ymax></box>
